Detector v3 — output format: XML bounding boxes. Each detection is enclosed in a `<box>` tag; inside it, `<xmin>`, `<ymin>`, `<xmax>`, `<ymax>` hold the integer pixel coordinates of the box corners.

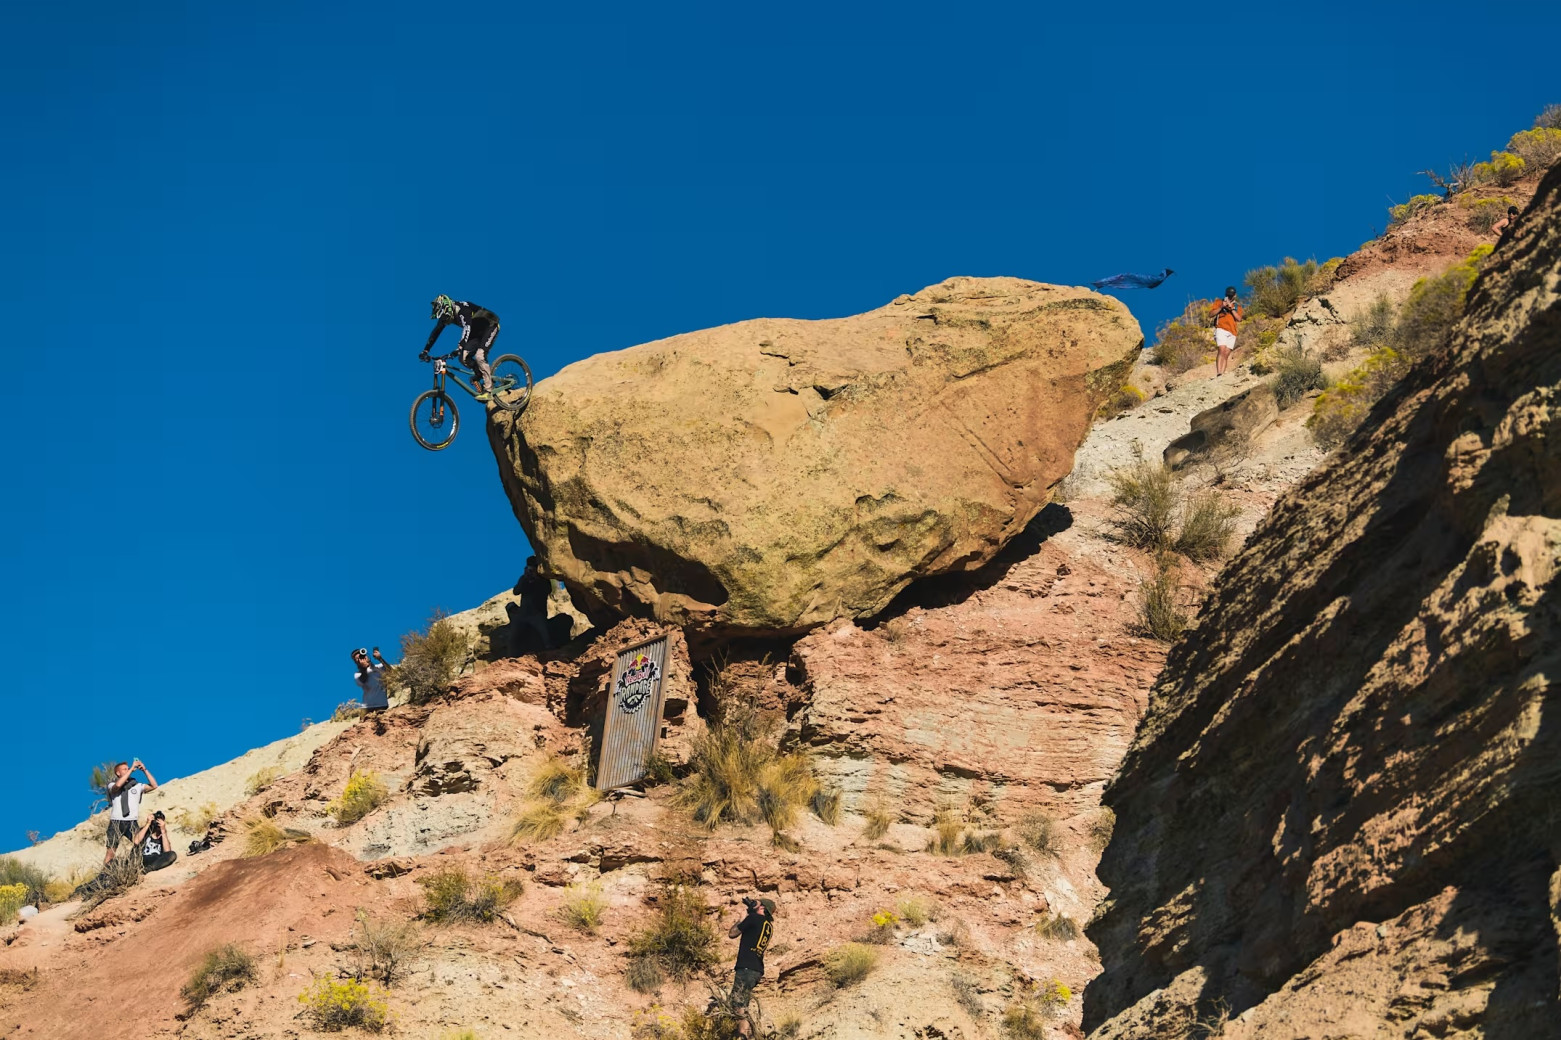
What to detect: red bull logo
<box><xmin>615</xmin><ymin>651</ymin><xmax>661</xmax><ymax>715</ymax></box>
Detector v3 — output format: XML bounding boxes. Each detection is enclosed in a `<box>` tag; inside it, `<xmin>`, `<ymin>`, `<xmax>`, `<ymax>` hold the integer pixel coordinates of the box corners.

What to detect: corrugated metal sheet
<box><xmin>595</xmin><ymin>634</ymin><xmax>671</xmax><ymax>790</ymax></box>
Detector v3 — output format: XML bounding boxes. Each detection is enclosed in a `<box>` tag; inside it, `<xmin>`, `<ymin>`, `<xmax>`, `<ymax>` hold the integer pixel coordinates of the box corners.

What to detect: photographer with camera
<box><xmin>1210</xmin><ymin>286</ymin><xmax>1244</xmax><ymax>376</ymax></box>
<box><xmin>103</xmin><ymin>758</ymin><xmax>159</xmax><ymax>864</ymax></box>
<box><xmin>351</xmin><ymin>646</ymin><xmax>392</xmax><ymax>711</ymax></box>
<box><xmin>724</xmin><ymin>895</ymin><xmax>776</xmax><ymax>1034</ymax></box>
<box><xmin>133</xmin><ymin>810</ymin><xmax>178</xmax><ymax>872</ymax></box>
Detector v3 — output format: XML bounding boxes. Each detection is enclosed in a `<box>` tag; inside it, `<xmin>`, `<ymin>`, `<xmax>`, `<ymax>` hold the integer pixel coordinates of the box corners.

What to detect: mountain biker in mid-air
<box><xmin>422</xmin><ymin>295</ymin><xmax>500</xmax><ymax>401</ymax></box>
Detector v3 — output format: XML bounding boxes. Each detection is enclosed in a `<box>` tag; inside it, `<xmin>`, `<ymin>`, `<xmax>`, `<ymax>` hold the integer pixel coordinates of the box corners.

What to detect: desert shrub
<box><xmin>1035</xmin><ymin>912</ymin><xmax>1080</xmax><ymax>941</ymax></box>
<box><xmin>245</xmin><ymin>766</ymin><xmax>283</xmax><ymax>797</ymax></box>
<box><xmin>625</xmin><ymin>955</ymin><xmax>665</xmax><ymax>993</ymax></box>
<box><xmin>560</xmin><ymin>883</ymin><xmax>607</xmax><ymax>933</ymax></box>
<box><xmin>352</xmin><ymin>912</ymin><xmax>422</xmax><ymax>986</ymax></box>
<box><xmin>332</xmin><ymin>701</ymin><xmax>367</xmax><ymax>723</ymax></box>
<box><xmin>419</xmin><ymin>866</ymin><xmax>521</xmax><ymax>924</ymax></box>
<box><xmin>298</xmin><ymin>977</ymin><xmax>389</xmax><ymax>1033</ymax></box>
<box><xmin>1174</xmin><ymin>490</ymin><xmax>1242</xmax><ymax>562</ymax></box>
<box><xmin>511</xmin><ymin>755</ymin><xmax>599</xmax><ymax>843</ymax></box>
<box><xmin>961</xmin><ymin>829</ymin><xmax>1002</xmax><ymax>855</ymax></box>
<box><xmin>1235</xmin><ymin>315</ymin><xmax>1284</xmax><ymax>372</ymax></box>
<box><xmin>1387</xmin><ymin>194</ymin><xmax>1440</xmax><ymax>226</ymax></box>
<box><xmin>1351</xmin><ymin>295</ymin><xmax>1396</xmax><ymax>351</ymax></box>
<box><xmin>1309</xmin><ymin>350</ymin><xmax>1398</xmax><ymax>449</ymax></box>
<box><xmin>1394</xmin><ymin>244</ymin><xmax>1489</xmax><ymax>361</ymax></box>
<box><xmin>331</xmin><ymin>770</ymin><xmax>389</xmax><ymax>826</ymax></box>
<box><xmin>181</xmin><ymin>944</ymin><xmax>256</xmax><ymax>1011</ymax></box>
<box><xmin>865</xmin><ymin>908</ymin><xmax>900</xmax><ymax>944</ymax></box>
<box><xmin>1472</xmin><ymin>150</ymin><xmax>1526</xmax><ymax>187</ymax></box>
<box><xmin>88</xmin><ymin>761</ymin><xmax>122</xmax><ymax>813</ymax></box>
<box><xmin>1017</xmin><ymin>811</ymin><xmax>1061</xmax><ymax>857</ymax></box>
<box><xmin>1535</xmin><ymin>104</ymin><xmax>1561</xmax><ymax>130</ymax></box>
<box><xmin>1136</xmin><ymin>555</ymin><xmax>1187</xmax><ymax>642</ymax></box>
<box><xmin>0</xmin><ymin>884</ymin><xmax>28</xmax><ymax>924</ymax></box>
<box><xmin>1460</xmin><ymin>195</ymin><xmax>1515</xmax><ymax>233</ymax></box>
<box><xmin>644</xmin><ymin>751</ymin><xmax>678</xmax><ymax>785</ymax></box>
<box><xmin>1107</xmin><ymin>456</ymin><xmax>1178</xmax><ymax>551</ymax></box>
<box><xmin>1507</xmin><ymin>128</ymin><xmax>1561</xmax><ymax>169</ymax></box>
<box><xmin>0</xmin><ymin>857</ymin><xmax>48</xmax><ymax>908</ymax></box>
<box><xmin>1097</xmin><ymin>382</ymin><xmax>1146</xmax><ymax>419</ymax></box>
<box><xmin>951</xmin><ymin>971</ymin><xmax>985</xmax><ymax>1017</ymax></box>
<box><xmin>823</xmin><ymin>943</ymin><xmax>879</xmax><ymax>988</ymax></box>
<box><xmin>1150</xmin><ymin>320</ymin><xmax>1209</xmax><ymax>373</ymax></box>
<box><xmin>170</xmin><ymin>802</ymin><xmax>220</xmax><ymax>835</ymax></box>
<box><xmin>896</xmin><ymin>895</ymin><xmax>935</xmax><ymax>927</ymax></box>
<box><xmin>1268</xmin><ymin>345</ymin><xmax>1328</xmax><ymax>409</ymax></box>
<box><xmin>393</xmin><ymin>609</ymin><xmax>468</xmax><ymax>705</ymax></box>
<box><xmin>1088</xmin><ymin>809</ymin><xmax>1116</xmax><ymax>852</ymax></box>
<box><xmin>1244</xmin><ymin>257</ymin><xmax>1319</xmax><ymax>317</ymax></box>
<box><xmin>861</xmin><ymin>800</ymin><xmax>895</xmax><ymax>840</ymax></box>
<box><xmin>676</xmin><ymin>703</ymin><xmax>820</xmax><ymax>848</ymax></box>
<box><xmin>1003</xmin><ymin>988</ymin><xmax>1073</xmax><ymax>1036</ymax></box>
<box><xmin>74</xmin><ymin>852</ymin><xmax>146</xmax><ymax>910</ymax></box>
<box><xmin>627</xmin><ymin>883</ymin><xmax>719</xmax><ymax>982</ymax></box>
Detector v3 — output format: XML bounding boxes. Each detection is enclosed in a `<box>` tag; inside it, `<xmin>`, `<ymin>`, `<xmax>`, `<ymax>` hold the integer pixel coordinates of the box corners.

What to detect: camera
<box><xmin>742</xmin><ymin>896</ymin><xmax>759</xmax><ymax>911</ymax></box>
<box><xmin>153</xmin><ymin>810</ymin><xmax>165</xmax><ymax>821</ymax></box>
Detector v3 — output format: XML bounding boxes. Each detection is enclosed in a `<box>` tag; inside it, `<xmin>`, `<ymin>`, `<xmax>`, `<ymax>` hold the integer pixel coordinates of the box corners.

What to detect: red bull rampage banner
<box><xmin>596</xmin><ymin>634</ymin><xmax>671</xmax><ymax>789</ymax></box>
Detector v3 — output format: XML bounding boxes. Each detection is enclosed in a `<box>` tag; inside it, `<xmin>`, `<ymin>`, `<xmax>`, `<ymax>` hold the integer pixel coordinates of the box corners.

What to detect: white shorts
<box><xmin>1214</xmin><ymin>328</ymin><xmax>1237</xmax><ymax>350</ymax></box>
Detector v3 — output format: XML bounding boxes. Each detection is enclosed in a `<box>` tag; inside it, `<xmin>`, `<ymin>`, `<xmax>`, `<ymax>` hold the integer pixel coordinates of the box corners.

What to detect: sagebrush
<box><xmin>393</xmin><ymin>609</ymin><xmax>468</xmax><ymax>705</ymax></box>
<box><xmin>419</xmin><ymin>866</ymin><xmax>521</xmax><ymax>924</ymax></box>
<box><xmin>626</xmin><ymin>883</ymin><xmax>718</xmax><ymax>982</ymax></box>
<box><xmin>1136</xmin><ymin>555</ymin><xmax>1187</xmax><ymax>642</ymax></box>
<box><xmin>181</xmin><ymin>944</ymin><xmax>256</xmax><ymax>1011</ymax></box>
<box><xmin>352</xmin><ymin>912</ymin><xmax>422</xmax><ymax>986</ymax></box>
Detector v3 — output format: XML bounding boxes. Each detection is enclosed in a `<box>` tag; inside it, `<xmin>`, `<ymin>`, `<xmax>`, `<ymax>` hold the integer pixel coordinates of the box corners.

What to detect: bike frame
<box><xmin>429</xmin><ymin>355</ymin><xmax>518</xmax><ymax>399</ymax></box>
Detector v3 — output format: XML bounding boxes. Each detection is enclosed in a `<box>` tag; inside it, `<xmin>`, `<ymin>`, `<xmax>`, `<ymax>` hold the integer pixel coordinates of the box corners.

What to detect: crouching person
<box><xmin>135</xmin><ymin>810</ymin><xmax>177</xmax><ymax>872</ymax></box>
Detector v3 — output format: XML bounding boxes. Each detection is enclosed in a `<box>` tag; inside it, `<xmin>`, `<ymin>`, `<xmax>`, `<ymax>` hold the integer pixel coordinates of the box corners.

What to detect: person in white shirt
<box><xmin>104</xmin><ymin>759</ymin><xmax>158</xmax><ymax>864</ymax></box>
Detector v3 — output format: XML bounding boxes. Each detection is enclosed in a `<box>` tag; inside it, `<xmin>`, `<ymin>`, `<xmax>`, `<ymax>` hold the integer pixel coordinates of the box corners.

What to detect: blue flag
<box><xmin>1092</xmin><ymin>268</ymin><xmax>1175</xmax><ymax>290</ymax></box>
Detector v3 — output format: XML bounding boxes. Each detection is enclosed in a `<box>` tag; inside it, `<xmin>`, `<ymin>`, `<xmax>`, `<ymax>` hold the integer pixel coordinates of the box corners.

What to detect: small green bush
<box><xmin>1244</xmin><ymin>257</ymin><xmax>1319</xmax><ymax>317</ymax></box>
<box><xmin>560</xmin><ymin>883</ymin><xmax>607</xmax><ymax>933</ymax></box>
<box><xmin>896</xmin><ymin>895</ymin><xmax>935</xmax><ymax>927</ymax></box>
<box><xmin>332</xmin><ymin>770</ymin><xmax>389</xmax><ymax>826</ymax></box>
<box><xmin>1107</xmin><ymin>457</ymin><xmax>1179</xmax><ymax>552</ymax></box>
<box><xmin>418</xmin><ymin>866</ymin><xmax>521</xmax><ymax>924</ymax></box>
<box><xmin>823</xmin><ymin>943</ymin><xmax>879</xmax><ymax>988</ymax></box>
<box><xmin>1096</xmin><ymin>382</ymin><xmax>1146</xmax><ymax>419</ymax></box>
<box><xmin>392</xmin><ymin>609</ymin><xmax>468</xmax><ymax>705</ymax></box>
<box><xmin>1351</xmin><ymin>295</ymin><xmax>1396</xmax><ymax>351</ymax></box>
<box><xmin>1003</xmin><ymin>981</ymin><xmax>1073</xmax><ymax>1037</ymax></box>
<box><xmin>1174</xmin><ymin>490</ymin><xmax>1242</xmax><ymax>562</ymax></box>
<box><xmin>1136</xmin><ymin>556</ymin><xmax>1187</xmax><ymax>642</ymax></box>
<box><xmin>1387</xmin><ymin>194</ymin><xmax>1440</xmax><ymax>226</ymax></box>
<box><xmin>1268</xmin><ymin>345</ymin><xmax>1328</xmax><ymax>409</ymax></box>
<box><xmin>181</xmin><ymin>944</ymin><xmax>256</xmax><ymax>1011</ymax></box>
<box><xmin>1472</xmin><ymin>150</ymin><xmax>1526</xmax><ymax>187</ymax></box>
<box><xmin>245</xmin><ymin>766</ymin><xmax>283</xmax><ymax>798</ymax></box>
<box><xmin>0</xmin><ymin>857</ymin><xmax>48</xmax><ymax>909</ymax></box>
<box><xmin>1150</xmin><ymin>321</ymin><xmax>1210</xmax><ymax>373</ymax></box>
<box><xmin>626</xmin><ymin>884</ymin><xmax>718</xmax><ymax>982</ymax></box>
<box><xmin>1506</xmin><ymin>128</ymin><xmax>1561</xmax><ymax>169</ymax></box>
<box><xmin>298</xmin><ymin>977</ymin><xmax>389</xmax><ymax>1033</ymax></box>
<box><xmin>1460</xmin><ymin>195</ymin><xmax>1515</xmax><ymax>233</ymax></box>
<box><xmin>625</xmin><ymin>954</ymin><xmax>665</xmax><ymax>993</ymax></box>
<box><xmin>1235</xmin><ymin>315</ymin><xmax>1284</xmax><ymax>372</ymax></box>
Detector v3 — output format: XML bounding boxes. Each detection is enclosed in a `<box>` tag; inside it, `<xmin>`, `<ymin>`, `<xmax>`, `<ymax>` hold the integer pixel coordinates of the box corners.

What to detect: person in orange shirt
<box><xmin>1211</xmin><ymin>287</ymin><xmax>1243</xmax><ymax>376</ymax></box>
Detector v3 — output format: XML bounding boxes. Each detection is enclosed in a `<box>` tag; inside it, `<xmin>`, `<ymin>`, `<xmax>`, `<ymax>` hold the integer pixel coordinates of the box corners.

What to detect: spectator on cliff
<box><xmin>1210</xmin><ymin>287</ymin><xmax>1243</xmax><ymax>376</ymax></box>
<box><xmin>104</xmin><ymin>759</ymin><xmax>158</xmax><ymax>864</ymax></box>
<box><xmin>723</xmin><ymin>896</ymin><xmax>776</xmax><ymax>1035</ymax></box>
<box><xmin>1491</xmin><ymin>205</ymin><xmax>1521</xmax><ymax>238</ymax></box>
<box><xmin>352</xmin><ymin>647</ymin><xmax>392</xmax><ymax>711</ymax></box>
<box><xmin>134</xmin><ymin>811</ymin><xmax>177</xmax><ymax>872</ymax></box>
<box><xmin>515</xmin><ymin>556</ymin><xmax>555</xmax><ymax>651</ymax></box>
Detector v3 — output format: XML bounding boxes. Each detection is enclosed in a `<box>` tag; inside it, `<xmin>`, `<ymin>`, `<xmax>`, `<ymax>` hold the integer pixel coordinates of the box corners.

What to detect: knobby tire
<box><xmin>410</xmin><ymin>390</ymin><xmax>460</xmax><ymax>450</ymax></box>
<box><xmin>489</xmin><ymin>354</ymin><xmax>533</xmax><ymax>413</ymax></box>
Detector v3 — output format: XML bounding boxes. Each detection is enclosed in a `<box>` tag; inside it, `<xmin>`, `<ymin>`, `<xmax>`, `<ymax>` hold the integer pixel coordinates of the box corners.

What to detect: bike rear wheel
<box><xmin>410</xmin><ymin>390</ymin><xmax>460</xmax><ymax>450</ymax></box>
<box><xmin>489</xmin><ymin>354</ymin><xmax>533</xmax><ymax>413</ymax></box>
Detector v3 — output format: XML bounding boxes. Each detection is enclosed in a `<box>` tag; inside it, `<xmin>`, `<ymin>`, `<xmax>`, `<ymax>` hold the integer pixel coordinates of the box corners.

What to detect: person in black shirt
<box><xmin>423</xmin><ymin>295</ymin><xmax>501</xmax><ymax>401</ymax></box>
<box><xmin>133</xmin><ymin>811</ymin><xmax>177</xmax><ymax>872</ymax></box>
<box><xmin>726</xmin><ymin>896</ymin><xmax>775</xmax><ymax>1033</ymax></box>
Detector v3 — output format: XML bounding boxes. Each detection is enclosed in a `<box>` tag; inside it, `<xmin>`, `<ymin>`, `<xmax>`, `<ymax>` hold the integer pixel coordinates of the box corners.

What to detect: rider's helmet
<box><xmin>431</xmin><ymin>294</ymin><xmax>458</xmax><ymax>321</ymax></box>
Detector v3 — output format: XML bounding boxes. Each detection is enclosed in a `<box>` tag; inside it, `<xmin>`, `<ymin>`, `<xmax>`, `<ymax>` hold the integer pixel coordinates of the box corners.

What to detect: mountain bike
<box><xmin>409</xmin><ymin>350</ymin><xmax>533</xmax><ymax>451</ymax></box>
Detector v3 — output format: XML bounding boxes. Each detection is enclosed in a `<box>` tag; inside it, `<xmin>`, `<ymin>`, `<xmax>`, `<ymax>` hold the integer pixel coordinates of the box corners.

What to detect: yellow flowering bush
<box><xmin>331</xmin><ymin>769</ymin><xmax>389</xmax><ymax>825</ymax></box>
<box><xmin>298</xmin><ymin>977</ymin><xmax>389</xmax><ymax>1032</ymax></box>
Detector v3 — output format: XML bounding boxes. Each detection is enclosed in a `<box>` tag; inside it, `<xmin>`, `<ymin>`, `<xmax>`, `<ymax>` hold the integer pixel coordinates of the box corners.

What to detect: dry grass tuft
<box><xmin>512</xmin><ymin>755</ymin><xmax>599</xmax><ymax>844</ymax></box>
<box><xmin>896</xmin><ymin>895</ymin><xmax>935</xmax><ymax>927</ymax></box>
<box><xmin>951</xmin><ymin>972</ymin><xmax>985</xmax><ymax>1018</ymax></box>
<box><xmin>1016</xmin><ymin>811</ymin><xmax>1061</xmax><ymax>857</ymax></box>
<box><xmin>332</xmin><ymin>769</ymin><xmax>389</xmax><ymax>825</ymax></box>
<box><xmin>677</xmin><ymin>702</ymin><xmax>822</xmax><ymax>848</ymax></box>
<box><xmin>1174</xmin><ymin>491</ymin><xmax>1242</xmax><ymax>562</ymax></box>
<box><xmin>823</xmin><ymin>943</ymin><xmax>879</xmax><ymax>988</ymax></box>
<box><xmin>861</xmin><ymin>800</ymin><xmax>895</xmax><ymax>840</ymax></box>
<box><xmin>1136</xmin><ymin>555</ymin><xmax>1188</xmax><ymax>643</ymax></box>
<box><xmin>181</xmin><ymin>944</ymin><xmax>256</xmax><ymax>1012</ymax></box>
<box><xmin>1088</xmin><ymin>808</ymin><xmax>1116</xmax><ymax>853</ymax></box>
<box><xmin>559</xmin><ymin>883</ymin><xmax>607</xmax><ymax>933</ymax></box>
<box><xmin>626</xmin><ymin>884</ymin><xmax>719</xmax><ymax>983</ymax></box>
<box><xmin>241</xmin><ymin>818</ymin><xmax>314</xmax><ymax>858</ymax></box>
<box><xmin>1035</xmin><ymin>912</ymin><xmax>1080</xmax><ymax>941</ymax></box>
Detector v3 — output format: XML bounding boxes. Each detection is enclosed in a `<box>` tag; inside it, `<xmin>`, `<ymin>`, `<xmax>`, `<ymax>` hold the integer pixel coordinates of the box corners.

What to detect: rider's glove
<box><xmin>419</xmin><ymin>351</ymin><xmax>430</xmax><ymax>361</ymax></box>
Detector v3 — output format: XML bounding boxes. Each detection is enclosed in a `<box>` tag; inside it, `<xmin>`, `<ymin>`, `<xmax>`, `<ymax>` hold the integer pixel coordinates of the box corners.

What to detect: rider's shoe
<box><xmin>474</xmin><ymin>390</ymin><xmax>493</xmax><ymax>402</ymax></box>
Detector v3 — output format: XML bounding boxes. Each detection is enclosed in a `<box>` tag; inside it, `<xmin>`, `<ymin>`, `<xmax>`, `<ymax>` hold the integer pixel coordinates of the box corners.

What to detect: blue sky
<box><xmin>2</xmin><ymin>0</ymin><xmax>1556</xmax><ymax>848</ymax></box>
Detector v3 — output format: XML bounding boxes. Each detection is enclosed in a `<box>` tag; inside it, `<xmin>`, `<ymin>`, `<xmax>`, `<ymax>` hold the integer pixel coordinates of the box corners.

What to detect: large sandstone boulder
<box><xmin>1086</xmin><ymin>165</ymin><xmax>1561</xmax><ymax>1038</ymax></box>
<box><xmin>488</xmin><ymin>277</ymin><xmax>1142</xmax><ymax>634</ymax></box>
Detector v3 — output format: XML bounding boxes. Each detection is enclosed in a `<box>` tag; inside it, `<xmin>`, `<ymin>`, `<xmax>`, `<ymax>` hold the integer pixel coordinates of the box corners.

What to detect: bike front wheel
<box><xmin>489</xmin><ymin>354</ymin><xmax>534</xmax><ymax>413</ymax></box>
<box><xmin>410</xmin><ymin>390</ymin><xmax>460</xmax><ymax>450</ymax></box>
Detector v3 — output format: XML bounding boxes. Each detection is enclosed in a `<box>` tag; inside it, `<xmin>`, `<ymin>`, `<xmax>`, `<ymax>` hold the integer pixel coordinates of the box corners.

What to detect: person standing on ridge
<box><xmin>103</xmin><ymin>759</ymin><xmax>158</xmax><ymax>864</ymax></box>
<box><xmin>352</xmin><ymin>647</ymin><xmax>392</xmax><ymax>712</ymax></box>
<box><xmin>1211</xmin><ymin>287</ymin><xmax>1243</xmax><ymax>376</ymax></box>
<box><xmin>724</xmin><ymin>896</ymin><xmax>775</xmax><ymax>1035</ymax></box>
<box><xmin>423</xmin><ymin>295</ymin><xmax>501</xmax><ymax>401</ymax></box>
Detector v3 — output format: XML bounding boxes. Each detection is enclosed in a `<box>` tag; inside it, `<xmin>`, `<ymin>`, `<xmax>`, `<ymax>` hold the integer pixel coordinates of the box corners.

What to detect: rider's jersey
<box><xmin>426</xmin><ymin>300</ymin><xmax>500</xmax><ymax>352</ymax></box>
